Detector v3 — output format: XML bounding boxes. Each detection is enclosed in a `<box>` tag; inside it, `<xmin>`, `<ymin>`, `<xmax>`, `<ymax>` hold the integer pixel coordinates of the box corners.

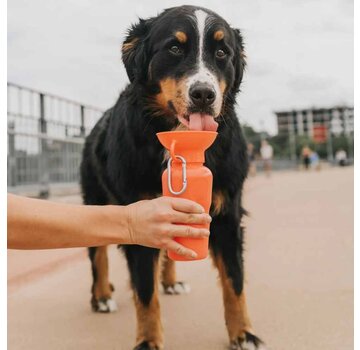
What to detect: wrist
<box><xmin>90</xmin><ymin>205</ymin><xmax>132</xmax><ymax>245</ymax></box>
<box><xmin>124</xmin><ymin>203</ymin><xmax>137</xmax><ymax>245</ymax></box>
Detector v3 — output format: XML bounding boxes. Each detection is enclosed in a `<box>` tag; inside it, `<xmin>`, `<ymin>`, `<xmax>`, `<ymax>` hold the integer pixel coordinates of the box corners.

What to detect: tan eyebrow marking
<box><xmin>214</xmin><ymin>30</ymin><xmax>225</xmax><ymax>41</ymax></box>
<box><xmin>175</xmin><ymin>31</ymin><xmax>187</xmax><ymax>43</ymax></box>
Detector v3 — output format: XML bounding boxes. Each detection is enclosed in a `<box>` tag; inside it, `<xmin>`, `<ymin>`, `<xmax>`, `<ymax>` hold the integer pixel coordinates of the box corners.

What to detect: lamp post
<box><xmin>326</xmin><ymin>111</ymin><xmax>334</xmax><ymax>162</ymax></box>
<box><xmin>287</xmin><ymin>115</ymin><xmax>297</xmax><ymax>161</ymax></box>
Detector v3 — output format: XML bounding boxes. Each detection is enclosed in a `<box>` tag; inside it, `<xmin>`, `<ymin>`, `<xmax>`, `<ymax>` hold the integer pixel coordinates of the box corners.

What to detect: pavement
<box><xmin>8</xmin><ymin>167</ymin><xmax>354</xmax><ymax>350</ymax></box>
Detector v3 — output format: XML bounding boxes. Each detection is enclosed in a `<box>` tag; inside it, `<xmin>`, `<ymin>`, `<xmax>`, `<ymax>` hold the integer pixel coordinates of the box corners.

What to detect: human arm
<box><xmin>7</xmin><ymin>194</ymin><xmax>211</xmax><ymax>259</ymax></box>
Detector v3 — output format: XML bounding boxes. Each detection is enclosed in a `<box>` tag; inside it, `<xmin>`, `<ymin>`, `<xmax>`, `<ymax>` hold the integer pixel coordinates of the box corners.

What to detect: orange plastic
<box><xmin>156</xmin><ymin>131</ymin><xmax>218</xmax><ymax>261</ymax></box>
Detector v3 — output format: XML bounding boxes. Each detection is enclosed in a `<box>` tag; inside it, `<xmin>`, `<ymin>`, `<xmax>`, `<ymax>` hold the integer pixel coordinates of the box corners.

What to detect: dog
<box><xmin>80</xmin><ymin>5</ymin><xmax>265</xmax><ymax>350</ymax></box>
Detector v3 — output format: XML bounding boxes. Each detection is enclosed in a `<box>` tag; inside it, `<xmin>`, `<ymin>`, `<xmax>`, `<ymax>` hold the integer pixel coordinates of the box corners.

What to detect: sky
<box><xmin>8</xmin><ymin>0</ymin><xmax>353</xmax><ymax>134</ymax></box>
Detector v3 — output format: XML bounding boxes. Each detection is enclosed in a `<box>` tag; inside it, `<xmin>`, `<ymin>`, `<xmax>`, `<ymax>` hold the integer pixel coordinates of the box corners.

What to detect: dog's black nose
<box><xmin>189</xmin><ymin>83</ymin><xmax>216</xmax><ymax>108</ymax></box>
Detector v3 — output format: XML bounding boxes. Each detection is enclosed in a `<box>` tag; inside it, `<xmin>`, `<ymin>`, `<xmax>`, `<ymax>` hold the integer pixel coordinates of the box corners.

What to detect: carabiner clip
<box><xmin>167</xmin><ymin>155</ymin><xmax>187</xmax><ymax>195</ymax></box>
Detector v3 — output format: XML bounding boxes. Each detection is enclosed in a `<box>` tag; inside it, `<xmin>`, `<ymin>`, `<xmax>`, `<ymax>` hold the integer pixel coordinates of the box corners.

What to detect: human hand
<box><xmin>125</xmin><ymin>197</ymin><xmax>211</xmax><ymax>259</ymax></box>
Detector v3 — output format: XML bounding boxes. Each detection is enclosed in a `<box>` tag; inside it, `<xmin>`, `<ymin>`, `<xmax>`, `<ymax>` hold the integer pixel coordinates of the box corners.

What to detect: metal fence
<box><xmin>7</xmin><ymin>82</ymin><xmax>103</xmax><ymax>197</ymax></box>
<box><xmin>9</xmin><ymin>82</ymin><xmax>329</xmax><ymax>197</ymax></box>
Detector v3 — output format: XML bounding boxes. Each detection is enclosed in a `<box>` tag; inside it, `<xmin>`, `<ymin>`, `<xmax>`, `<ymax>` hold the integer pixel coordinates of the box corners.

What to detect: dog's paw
<box><xmin>133</xmin><ymin>341</ymin><xmax>162</xmax><ymax>350</ymax></box>
<box><xmin>162</xmin><ymin>281</ymin><xmax>191</xmax><ymax>295</ymax></box>
<box><xmin>91</xmin><ymin>297</ymin><xmax>118</xmax><ymax>313</ymax></box>
<box><xmin>230</xmin><ymin>332</ymin><xmax>267</xmax><ymax>350</ymax></box>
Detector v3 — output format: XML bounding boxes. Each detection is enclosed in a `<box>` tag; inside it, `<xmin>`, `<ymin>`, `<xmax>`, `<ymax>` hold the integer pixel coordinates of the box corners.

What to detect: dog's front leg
<box><xmin>210</xmin><ymin>213</ymin><xmax>266</xmax><ymax>350</ymax></box>
<box><xmin>125</xmin><ymin>246</ymin><xmax>163</xmax><ymax>350</ymax></box>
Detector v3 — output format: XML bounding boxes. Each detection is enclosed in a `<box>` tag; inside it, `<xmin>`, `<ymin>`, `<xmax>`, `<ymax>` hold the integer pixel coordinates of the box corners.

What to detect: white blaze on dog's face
<box><xmin>178</xmin><ymin>10</ymin><xmax>223</xmax><ymax>131</ymax></box>
<box><xmin>122</xmin><ymin>6</ymin><xmax>246</xmax><ymax>131</ymax></box>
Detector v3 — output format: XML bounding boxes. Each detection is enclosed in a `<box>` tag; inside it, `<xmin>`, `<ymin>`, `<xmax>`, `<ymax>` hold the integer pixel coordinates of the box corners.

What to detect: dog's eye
<box><xmin>215</xmin><ymin>49</ymin><xmax>227</xmax><ymax>59</ymax></box>
<box><xmin>169</xmin><ymin>45</ymin><xmax>183</xmax><ymax>56</ymax></box>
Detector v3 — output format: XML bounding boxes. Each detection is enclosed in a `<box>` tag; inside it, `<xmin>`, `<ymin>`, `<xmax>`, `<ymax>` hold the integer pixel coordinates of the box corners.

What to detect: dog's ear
<box><xmin>122</xmin><ymin>18</ymin><xmax>152</xmax><ymax>83</ymax></box>
<box><xmin>231</xmin><ymin>28</ymin><xmax>246</xmax><ymax>94</ymax></box>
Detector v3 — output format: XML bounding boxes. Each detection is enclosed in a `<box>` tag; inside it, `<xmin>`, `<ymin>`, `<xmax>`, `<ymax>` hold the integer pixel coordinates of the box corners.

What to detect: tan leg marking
<box><xmin>213</xmin><ymin>254</ymin><xmax>253</xmax><ymax>341</ymax></box>
<box><xmin>161</xmin><ymin>254</ymin><xmax>177</xmax><ymax>287</ymax></box>
<box><xmin>93</xmin><ymin>246</ymin><xmax>112</xmax><ymax>300</ymax></box>
<box><xmin>134</xmin><ymin>258</ymin><xmax>163</xmax><ymax>349</ymax></box>
<box><xmin>212</xmin><ymin>191</ymin><xmax>226</xmax><ymax>216</ymax></box>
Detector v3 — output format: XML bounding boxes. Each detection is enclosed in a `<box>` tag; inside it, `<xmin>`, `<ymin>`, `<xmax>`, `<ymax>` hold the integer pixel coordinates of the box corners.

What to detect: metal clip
<box><xmin>167</xmin><ymin>155</ymin><xmax>187</xmax><ymax>195</ymax></box>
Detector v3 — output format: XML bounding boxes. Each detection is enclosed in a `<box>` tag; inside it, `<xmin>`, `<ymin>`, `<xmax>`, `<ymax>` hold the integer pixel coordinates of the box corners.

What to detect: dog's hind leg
<box><xmin>88</xmin><ymin>246</ymin><xmax>117</xmax><ymax>313</ymax></box>
<box><xmin>125</xmin><ymin>246</ymin><xmax>163</xmax><ymax>350</ymax></box>
<box><xmin>210</xmin><ymin>214</ymin><xmax>266</xmax><ymax>350</ymax></box>
<box><xmin>160</xmin><ymin>253</ymin><xmax>190</xmax><ymax>295</ymax></box>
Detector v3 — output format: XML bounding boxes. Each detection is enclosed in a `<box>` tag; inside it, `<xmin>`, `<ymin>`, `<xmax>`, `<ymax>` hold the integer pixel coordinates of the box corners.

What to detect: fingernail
<box><xmin>202</xmin><ymin>230</ymin><xmax>210</xmax><ymax>237</ymax></box>
<box><xmin>206</xmin><ymin>215</ymin><xmax>212</xmax><ymax>222</ymax></box>
<box><xmin>190</xmin><ymin>252</ymin><xmax>197</xmax><ymax>259</ymax></box>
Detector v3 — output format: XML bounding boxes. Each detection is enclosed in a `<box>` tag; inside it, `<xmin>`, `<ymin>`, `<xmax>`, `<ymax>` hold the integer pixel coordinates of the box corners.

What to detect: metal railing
<box><xmin>7</xmin><ymin>82</ymin><xmax>103</xmax><ymax>197</ymax></box>
<box><xmin>10</xmin><ymin>83</ymin><xmax>343</xmax><ymax>197</ymax></box>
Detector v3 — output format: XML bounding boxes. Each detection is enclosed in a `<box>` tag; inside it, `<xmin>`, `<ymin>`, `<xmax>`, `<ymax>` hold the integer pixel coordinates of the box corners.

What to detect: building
<box><xmin>275</xmin><ymin>106</ymin><xmax>354</xmax><ymax>141</ymax></box>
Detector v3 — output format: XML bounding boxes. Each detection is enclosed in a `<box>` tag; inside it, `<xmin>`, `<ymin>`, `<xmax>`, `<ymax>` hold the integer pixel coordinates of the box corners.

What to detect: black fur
<box><xmin>80</xmin><ymin>5</ymin><xmax>257</xmax><ymax>348</ymax></box>
<box><xmin>134</xmin><ymin>341</ymin><xmax>160</xmax><ymax>350</ymax></box>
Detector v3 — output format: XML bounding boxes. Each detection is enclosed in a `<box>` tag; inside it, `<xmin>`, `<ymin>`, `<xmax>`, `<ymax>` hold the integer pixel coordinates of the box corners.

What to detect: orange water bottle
<box><xmin>156</xmin><ymin>131</ymin><xmax>217</xmax><ymax>261</ymax></box>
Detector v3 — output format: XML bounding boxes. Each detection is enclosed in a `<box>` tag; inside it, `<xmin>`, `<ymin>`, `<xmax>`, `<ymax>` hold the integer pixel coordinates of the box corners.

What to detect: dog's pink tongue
<box><xmin>189</xmin><ymin>113</ymin><xmax>218</xmax><ymax>131</ymax></box>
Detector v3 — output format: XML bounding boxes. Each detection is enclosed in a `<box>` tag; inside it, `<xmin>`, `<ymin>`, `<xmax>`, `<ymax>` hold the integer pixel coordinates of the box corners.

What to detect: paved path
<box><xmin>8</xmin><ymin>167</ymin><xmax>354</xmax><ymax>350</ymax></box>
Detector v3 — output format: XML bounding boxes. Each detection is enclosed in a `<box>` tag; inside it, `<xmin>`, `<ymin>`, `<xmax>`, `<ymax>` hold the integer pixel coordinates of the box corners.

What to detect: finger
<box><xmin>171</xmin><ymin>211</ymin><xmax>212</xmax><ymax>225</ymax></box>
<box><xmin>170</xmin><ymin>225</ymin><xmax>210</xmax><ymax>238</ymax></box>
<box><xmin>168</xmin><ymin>197</ymin><xmax>205</xmax><ymax>214</ymax></box>
<box><xmin>166</xmin><ymin>240</ymin><xmax>198</xmax><ymax>259</ymax></box>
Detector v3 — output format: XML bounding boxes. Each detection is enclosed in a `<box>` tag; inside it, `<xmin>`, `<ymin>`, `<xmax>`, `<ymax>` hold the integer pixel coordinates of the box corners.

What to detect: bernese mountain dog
<box><xmin>81</xmin><ymin>5</ymin><xmax>265</xmax><ymax>350</ymax></box>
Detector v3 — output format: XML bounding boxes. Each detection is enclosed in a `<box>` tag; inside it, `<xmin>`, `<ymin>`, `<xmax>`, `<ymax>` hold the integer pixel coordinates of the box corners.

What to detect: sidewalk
<box><xmin>8</xmin><ymin>167</ymin><xmax>354</xmax><ymax>350</ymax></box>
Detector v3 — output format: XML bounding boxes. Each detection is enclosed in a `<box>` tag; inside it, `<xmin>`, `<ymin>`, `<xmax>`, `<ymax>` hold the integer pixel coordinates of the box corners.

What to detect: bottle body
<box><xmin>156</xmin><ymin>131</ymin><xmax>217</xmax><ymax>261</ymax></box>
<box><xmin>162</xmin><ymin>162</ymin><xmax>213</xmax><ymax>261</ymax></box>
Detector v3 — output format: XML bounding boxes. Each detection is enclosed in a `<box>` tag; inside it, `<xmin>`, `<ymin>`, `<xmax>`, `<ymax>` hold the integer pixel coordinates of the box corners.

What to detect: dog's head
<box><xmin>122</xmin><ymin>5</ymin><xmax>246</xmax><ymax>131</ymax></box>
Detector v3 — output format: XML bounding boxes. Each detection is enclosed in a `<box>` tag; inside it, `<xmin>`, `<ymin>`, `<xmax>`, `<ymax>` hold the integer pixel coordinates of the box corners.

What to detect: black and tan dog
<box><xmin>81</xmin><ymin>5</ymin><xmax>265</xmax><ymax>350</ymax></box>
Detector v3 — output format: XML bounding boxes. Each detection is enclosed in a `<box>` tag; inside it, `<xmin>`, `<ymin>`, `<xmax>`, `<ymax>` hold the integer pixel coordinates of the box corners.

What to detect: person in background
<box><xmin>310</xmin><ymin>150</ymin><xmax>320</xmax><ymax>171</ymax></box>
<box><xmin>335</xmin><ymin>149</ymin><xmax>347</xmax><ymax>166</ymax></box>
<box><xmin>301</xmin><ymin>145</ymin><xmax>312</xmax><ymax>170</ymax></box>
<box><xmin>260</xmin><ymin>139</ymin><xmax>273</xmax><ymax>177</ymax></box>
<box><xmin>247</xmin><ymin>142</ymin><xmax>257</xmax><ymax>177</ymax></box>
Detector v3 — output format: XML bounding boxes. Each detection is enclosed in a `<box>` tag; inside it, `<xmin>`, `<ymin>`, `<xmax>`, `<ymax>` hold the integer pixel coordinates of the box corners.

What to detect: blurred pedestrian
<box><xmin>310</xmin><ymin>151</ymin><xmax>320</xmax><ymax>171</ymax></box>
<box><xmin>260</xmin><ymin>140</ymin><xmax>273</xmax><ymax>177</ymax></box>
<box><xmin>335</xmin><ymin>149</ymin><xmax>347</xmax><ymax>166</ymax></box>
<box><xmin>247</xmin><ymin>142</ymin><xmax>257</xmax><ymax>177</ymax></box>
<box><xmin>301</xmin><ymin>145</ymin><xmax>312</xmax><ymax>170</ymax></box>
